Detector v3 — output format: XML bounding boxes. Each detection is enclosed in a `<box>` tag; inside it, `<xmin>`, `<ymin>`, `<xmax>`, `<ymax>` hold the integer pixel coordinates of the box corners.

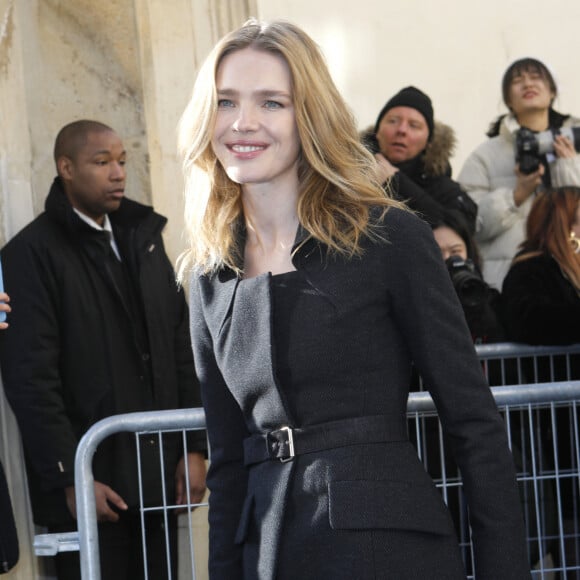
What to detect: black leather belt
<box><xmin>243</xmin><ymin>414</ymin><xmax>407</xmax><ymax>466</ymax></box>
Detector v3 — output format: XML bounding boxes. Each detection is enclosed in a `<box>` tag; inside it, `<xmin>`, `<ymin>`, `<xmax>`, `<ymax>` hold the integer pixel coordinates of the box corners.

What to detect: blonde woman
<box><xmin>179</xmin><ymin>19</ymin><xmax>530</xmax><ymax>580</ymax></box>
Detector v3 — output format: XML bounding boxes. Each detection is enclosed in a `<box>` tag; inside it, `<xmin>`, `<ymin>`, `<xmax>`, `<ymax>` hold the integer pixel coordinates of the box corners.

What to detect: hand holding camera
<box><xmin>514</xmin><ymin>163</ymin><xmax>544</xmax><ymax>207</ymax></box>
<box><xmin>553</xmin><ymin>134</ymin><xmax>577</xmax><ymax>158</ymax></box>
<box><xmin>515</xmin><ymin>126</ymin><xmax>580</xmax><ymax>174</ymax></box>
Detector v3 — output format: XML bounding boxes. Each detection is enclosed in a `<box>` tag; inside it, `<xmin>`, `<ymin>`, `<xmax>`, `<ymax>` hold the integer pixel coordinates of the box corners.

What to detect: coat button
<box><xmin>142</xmin><ymin>353</ymin><xmax>150</xmax><ymax>361</ymax></box>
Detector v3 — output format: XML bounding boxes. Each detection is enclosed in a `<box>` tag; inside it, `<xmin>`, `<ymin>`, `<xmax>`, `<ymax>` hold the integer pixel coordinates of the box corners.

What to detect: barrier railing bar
<box><xmin>74</xmin><ymin>408</ymin><xmax>206</xmax><ymax>580</ymax></box>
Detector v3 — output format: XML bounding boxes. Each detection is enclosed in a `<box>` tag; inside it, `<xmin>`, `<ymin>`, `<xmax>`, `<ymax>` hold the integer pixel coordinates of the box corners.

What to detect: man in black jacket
<box><xmin>0</xmin><ymin>120</ymin><xmax>206</xmax><ymax>579</ymax></box>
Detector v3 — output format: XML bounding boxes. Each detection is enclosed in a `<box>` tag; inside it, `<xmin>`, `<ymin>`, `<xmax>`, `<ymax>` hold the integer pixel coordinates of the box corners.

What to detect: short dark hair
<box><xmin>501</xmin><ymin>58</ymin><xmax>557</xmax><ymax>109</ymax></box>
<box><xmin>53</xmin><ymin>120</ymin><xmax>115</xmax><ymax>166</ymax></box>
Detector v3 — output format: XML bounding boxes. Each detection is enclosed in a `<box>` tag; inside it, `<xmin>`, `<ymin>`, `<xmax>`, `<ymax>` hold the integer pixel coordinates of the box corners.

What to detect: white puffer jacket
<box><xmin>458</xmin><ymin>113</ymin><xmax>580</xmax><ymax>289</ymax></box>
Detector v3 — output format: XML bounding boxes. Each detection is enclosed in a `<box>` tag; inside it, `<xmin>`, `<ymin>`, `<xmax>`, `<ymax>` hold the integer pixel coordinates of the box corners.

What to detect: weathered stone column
<box><xmin>0</xmin><ymin>1</ymin><xmax>42</xmax><ymax>579</ymax></box>
<box><xmin>134</xmin><ymin>0</ymin><xmax>257</xmax><ymax>264</ymax></box>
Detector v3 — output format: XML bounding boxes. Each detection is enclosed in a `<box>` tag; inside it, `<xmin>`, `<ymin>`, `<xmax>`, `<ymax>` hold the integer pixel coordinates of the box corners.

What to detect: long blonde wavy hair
<box><xmin>514</xmin><ymin>186</ymin><xmax>580</xmax><ymax>290</ymax></box>
<box><xmin>178</xmin><ymin>19</ymin><xmax>403</xmax><ymax>277</ymax></box>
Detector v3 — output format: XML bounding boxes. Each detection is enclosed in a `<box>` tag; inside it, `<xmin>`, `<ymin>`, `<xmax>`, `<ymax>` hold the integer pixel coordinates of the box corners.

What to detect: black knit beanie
<box><xmin>374</xmin><ymin>86</ymin><xmax>435</xmax><ymax>140</ymax></box>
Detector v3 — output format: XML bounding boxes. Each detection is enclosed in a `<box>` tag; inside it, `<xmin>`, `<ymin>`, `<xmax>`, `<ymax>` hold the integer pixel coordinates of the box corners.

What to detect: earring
<box><xmin>571</xmin><ymin>231</ymin><xmax>580</xmax><ymax>254</ymax></box>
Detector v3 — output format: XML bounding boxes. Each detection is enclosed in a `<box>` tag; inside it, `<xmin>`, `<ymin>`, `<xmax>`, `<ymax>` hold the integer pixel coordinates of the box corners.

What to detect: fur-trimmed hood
<box><xmin>361</xmin><ymin>120</ymin><xmax>457</xmax><ymax>178</ymax></box>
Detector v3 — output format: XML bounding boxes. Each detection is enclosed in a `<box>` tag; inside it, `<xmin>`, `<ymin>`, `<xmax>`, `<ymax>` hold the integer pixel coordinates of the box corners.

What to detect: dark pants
<box><xmin>49</xmin><ymin>511</ymin><xmax>177</xmax><ymax>580</ymax></box>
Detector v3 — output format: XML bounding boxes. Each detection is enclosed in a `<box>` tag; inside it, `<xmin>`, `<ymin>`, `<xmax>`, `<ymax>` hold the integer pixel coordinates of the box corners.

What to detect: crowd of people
<box><xmin>362</xmin><ymin>56</ymin><xmax>580</xmax><ymax>349</ymax></box>
<box><xmin>1</xmin><ymin>16</ymin><xmax>580</xmax><ymax>580</ymax></box>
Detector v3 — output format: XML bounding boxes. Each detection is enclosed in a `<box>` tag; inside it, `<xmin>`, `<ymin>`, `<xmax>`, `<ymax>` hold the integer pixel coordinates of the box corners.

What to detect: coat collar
<box><xmin>45</xmin><ymin>177</ymin><xmax>167</xmax><ymax>245</ymax></box>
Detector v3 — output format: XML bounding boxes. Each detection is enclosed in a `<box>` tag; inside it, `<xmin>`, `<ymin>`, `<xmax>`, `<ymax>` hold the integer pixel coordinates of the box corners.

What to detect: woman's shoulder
<box><xmin>370</xmin><ymin>205</ymin><xmax>427</xmax><ymax>232</ymax></box>
<box><xmin>369</xmin><ymin>205</ymin><xmax>434</xmax><ymax>253</ymax></box>
<box><xmin>504</xmin><ymin>253</ymin><xmax>557</xmax><ymax>284</ymax></box>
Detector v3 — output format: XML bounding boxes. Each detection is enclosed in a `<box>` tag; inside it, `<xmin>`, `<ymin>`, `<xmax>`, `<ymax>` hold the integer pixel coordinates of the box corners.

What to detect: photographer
<box><xmin>458</xmin><ymin>57</ymin><xmax>580</xmax><ymax>290</ymax></box>
<box><xmin>432</xmin><ymin>211</ymin><xmax>505</xmax><ymax>345</ymax></box>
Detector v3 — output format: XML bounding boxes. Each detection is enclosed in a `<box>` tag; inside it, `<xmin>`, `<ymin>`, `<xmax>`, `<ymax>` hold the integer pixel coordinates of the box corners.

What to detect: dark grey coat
<box><xmin>190</xmin><ymin>207</ymin><xmax>530</xmax><ymax>580</ymax></box>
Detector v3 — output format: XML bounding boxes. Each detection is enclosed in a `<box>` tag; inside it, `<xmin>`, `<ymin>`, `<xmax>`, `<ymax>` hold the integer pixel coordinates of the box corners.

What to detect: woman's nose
<box><xmin>232</xmin><ymin>106</ymin><xmax>258</xmax><ymax>132</ymax></box>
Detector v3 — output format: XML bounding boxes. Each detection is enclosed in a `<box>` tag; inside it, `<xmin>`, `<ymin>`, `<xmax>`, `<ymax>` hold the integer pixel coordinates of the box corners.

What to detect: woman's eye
<box><xmin>264</xmin><ymin>100</ymin><xmax>283</xmax><ymax>110</ymax></box>
<box><xmin>217</xmin><ymin>99</ymin><xmax>234</xmax><ymax>108</ymax></box>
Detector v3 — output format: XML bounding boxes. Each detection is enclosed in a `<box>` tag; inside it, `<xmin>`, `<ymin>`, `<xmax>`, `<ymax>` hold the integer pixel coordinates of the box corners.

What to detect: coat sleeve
<box><xmin>550</xmin><ymin>154</ymin><xmax>580</xmax><ymax>187</ymax></box>
<box><xmin>394</xmin><ymin>172</ymin><xmax>477</xmax><ymax>233</ymax></box>
<box><xmin>0</xmin><ymin>240</ymin><xmax>77</xmax><ymax>491</ymax></box>
<box><xmin>384</xmin><ymin>210</ymin><xmax>530</xmax><ymax>579</ymax></box>
<box><xmin>189</xmin><ymin>274</ymin><xmax>249</xmax><ymax>580</ymax></box>
<box><xmin>393</xmin><ymin>172</ymin><xmax>447</xmax><ymax>225</ymax></box>
<box><xmin>457</xmin><ymin>148</ymin><xmax>525</xmax><ymax>243</ymax></box>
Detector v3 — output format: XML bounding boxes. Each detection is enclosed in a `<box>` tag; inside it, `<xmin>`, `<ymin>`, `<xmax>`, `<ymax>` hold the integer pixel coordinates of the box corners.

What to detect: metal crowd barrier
<box><xmin>410</xmin><ymin>380</ymin><xmax>580</xmax><ymax>579</ymax></box>
<box><xmin>475</xmin><ymin>342</ymin><xmax>580</xmax><ymax>386</ymax></box>
<box><xmin>32</xmin><ymin>343</ymin><xmax>580</xmax><ymax>579</ymax></box>
<box><xmin>33</xmin><ymin>408</ymin><xmax>209</xmax><ymax>580</ymax></box>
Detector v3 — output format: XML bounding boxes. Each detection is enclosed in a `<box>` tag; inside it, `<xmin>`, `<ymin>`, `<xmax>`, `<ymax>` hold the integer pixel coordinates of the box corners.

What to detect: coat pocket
<box><xmin>234</xmin><ymin>493</ymin><xmax>254</xmax><ymax>545</ymax></box>
<box><xmin>328</xmin><ymin>479</ymin><xmax>454</xmax><ymax>536</ymax></box>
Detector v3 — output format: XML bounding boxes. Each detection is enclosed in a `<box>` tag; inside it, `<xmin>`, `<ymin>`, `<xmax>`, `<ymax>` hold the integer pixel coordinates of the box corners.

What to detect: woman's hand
<box><xmin>513</xmin><ymin>164</ymin><xmax>544</xmax><ymax>207</ymax></box>
<box><xmin>553</xmin><ymin>134</ymin><xmax>576</xmax><ymax>158</ymax></box>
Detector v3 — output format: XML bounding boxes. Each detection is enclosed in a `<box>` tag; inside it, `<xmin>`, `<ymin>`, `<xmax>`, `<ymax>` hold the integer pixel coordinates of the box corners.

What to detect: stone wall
<box><xmin>0</xmin><ymin>2</ymin><xmax>256</xmax><ymax>579</ymax></box>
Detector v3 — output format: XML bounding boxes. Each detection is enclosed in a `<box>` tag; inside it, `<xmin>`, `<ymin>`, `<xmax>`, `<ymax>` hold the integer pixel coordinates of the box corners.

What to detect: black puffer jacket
<box><xmin>0</xmin><ymin>178</ymin><xmax>204</xmax><ymax>526</ymax></box>
<box><xmin>362</xmin><ymin>121</ymin><xmax>478</xmax><ymax>232</ymax></box>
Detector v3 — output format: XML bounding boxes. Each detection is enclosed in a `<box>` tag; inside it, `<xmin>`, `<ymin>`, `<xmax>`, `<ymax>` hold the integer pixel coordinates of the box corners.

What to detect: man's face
<box><xmin>59</xmin><ymin>130</ymin><xmax>126</xmax><ymax>225</ymax></box>
<box><xmin>376</xmin><ymin>106</ymin><xmax>430</xmax><ymax>164</ymax></box>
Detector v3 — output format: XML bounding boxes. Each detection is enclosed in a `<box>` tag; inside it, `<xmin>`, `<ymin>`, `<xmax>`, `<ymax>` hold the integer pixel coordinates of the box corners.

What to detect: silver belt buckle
<box><xmin>279</xmin><ymin>426</ymin><xmax>295</xmax><ymax>463</ymax></box>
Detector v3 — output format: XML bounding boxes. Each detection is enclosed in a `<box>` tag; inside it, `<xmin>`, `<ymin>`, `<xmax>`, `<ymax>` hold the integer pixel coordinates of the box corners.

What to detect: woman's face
<box><xmin>433</xmin><ymin>226</ymin><xmax>468</xmax><ymax>262</ymax></box>
<box><xmin>211</xmin><ymin>47</ymin><xmax>300</xmax><ymax>192</ymax></box>
<box><xmin>507</xmin><ymin>69</ymin><xmax>554</xmax><ymax>118</ymax></box>
<box><xmin>375</xmin><ymin>106</ymin><xmax>429</xmax><ymax>164</ymax></box>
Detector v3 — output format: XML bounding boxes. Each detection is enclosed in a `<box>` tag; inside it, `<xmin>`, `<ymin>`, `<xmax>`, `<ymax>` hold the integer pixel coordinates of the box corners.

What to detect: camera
<box><xmin>515</xmin><ymin>126</ymin><xmax>580</xmax><ymax>174</ymax></box>
<box><xmin>445</xmin><ymin>256</ymin><xmax>488</xmax><ymax>310</ymax></box>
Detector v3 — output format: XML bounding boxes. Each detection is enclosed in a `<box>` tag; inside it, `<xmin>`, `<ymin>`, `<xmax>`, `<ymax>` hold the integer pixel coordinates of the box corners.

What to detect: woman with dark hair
<box><xmin>458</xmin><ymin>58</ymin><xmax>580</xmax><ymax>290</ymax></box>
<box><xmin>502</xmin><ymin>187</ymin><xmax>580</xmax><ymax>574</ymax></box>
<box><xmin>502</xmin><ymin>186</ymin><xmax>580</xmax><ymax>345</ymax></box>
<box><xmin>432</xmin><ymin>212</ymin><xmax>505</xmax><ymax>345</ymax></box>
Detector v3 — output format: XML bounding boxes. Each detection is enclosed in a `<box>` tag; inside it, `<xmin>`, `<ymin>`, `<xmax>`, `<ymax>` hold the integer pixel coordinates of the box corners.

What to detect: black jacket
<box><xmin>0</xmin><ymin>178</ymin><xmax>204</xmax><ymax>526</ymax></box>
<box><xmin>190</xmin><ymin>207</ymin><xmax>529</xmax><ymax>580</ymax></box>
<box><xmin>363</xmin><ymin>122</ymin><xmax>478</xmax><ymax>232</ymax></box>
<box><xmin>502</xmin><ymin>253</ymin><xmax>580</xmax><ymax>345</ymax></box>
<box><xmin>0</xmin><ymin>460</ymin><xmax>18</xmax><ymax>574</ymax></box>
